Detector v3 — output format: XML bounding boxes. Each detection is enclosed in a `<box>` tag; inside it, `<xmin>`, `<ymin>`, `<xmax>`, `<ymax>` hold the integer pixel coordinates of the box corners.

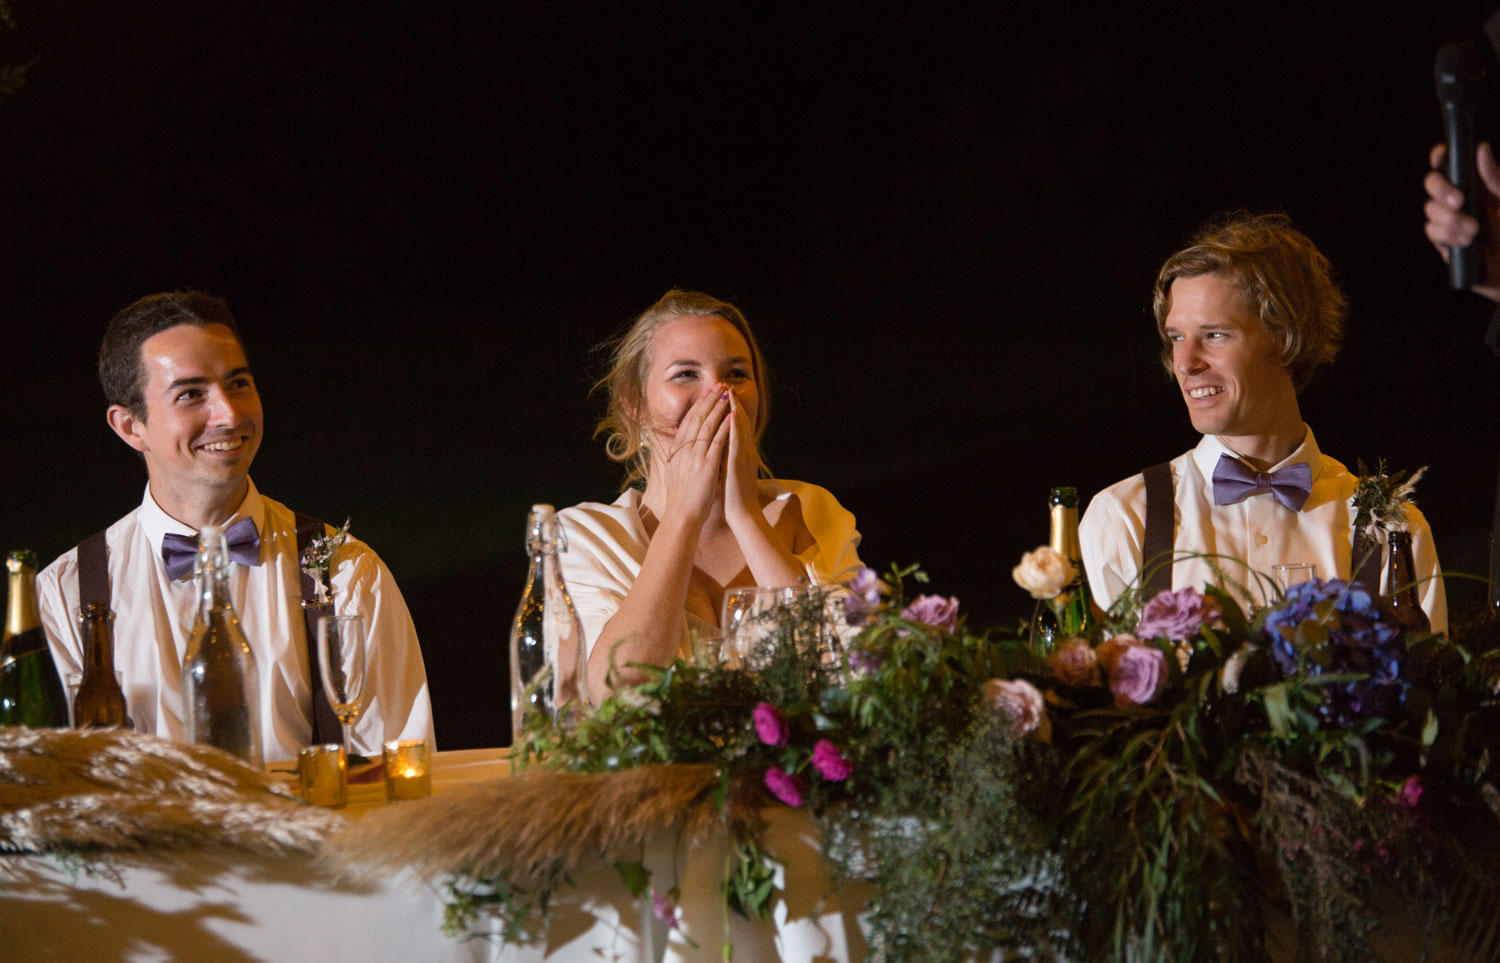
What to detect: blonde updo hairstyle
<box><xmin>1153</xmin><ymin>212</ymin><xmax>1347</xmax><ymax>393</ymax></box>
<box><xmin>594</xmin><ymin>289</ymin><xmax>771</xmax><ymax>489</ymax></box>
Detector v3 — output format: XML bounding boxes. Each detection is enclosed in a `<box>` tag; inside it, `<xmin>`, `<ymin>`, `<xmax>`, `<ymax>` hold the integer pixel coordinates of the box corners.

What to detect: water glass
<box><xmin>1273</xmin><ymin>562</ymin><xmax>1318</xmax><ymax>592</ymax></box>
<box><xmin>719</xmin><ymin>585</ymin><xmax>835</xmax><ymax>670</ymax></box>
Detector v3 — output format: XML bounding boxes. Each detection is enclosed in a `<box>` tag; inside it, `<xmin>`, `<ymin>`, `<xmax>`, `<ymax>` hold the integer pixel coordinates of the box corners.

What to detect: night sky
<box><xmin>5</xmin><ymin>3</ymin><xmax>1500</xmax><ymax>748</ymax></box>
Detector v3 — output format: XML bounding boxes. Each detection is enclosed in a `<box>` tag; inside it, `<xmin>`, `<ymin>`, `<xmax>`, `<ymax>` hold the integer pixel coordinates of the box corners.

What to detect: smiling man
<box><xmin>37</xmin><ymin>291</ymin><xmax>434</xmax><ymax>761</ymax></box>
<box><xmin>1079</xmin><ymin>214</ymin><xmax>1447</xmax><ymax>629</ymax></box>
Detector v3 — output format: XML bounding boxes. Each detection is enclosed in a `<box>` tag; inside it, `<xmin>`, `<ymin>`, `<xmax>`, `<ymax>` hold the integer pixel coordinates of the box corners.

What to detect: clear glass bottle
<box><xmin>508</xmin><ymin>505</ymin><xmax>586</xmax><ymax>743</ymax></box>
<box><xmin>73</xmin><ymin>602</ymin><xmax>129</xmax><ymax>728</ymax></box>
<box><xmin>1</xmin><ymin>550</ymin><xmax>69</xmax><ymax>728</ymax></box>
<box><xmin>180</xmin><ymin>525</ymin><xmax>263</xmax><ymax>767</ymax></box>
<box><xmin>1030</xmin><ymin>486</ymin><xmax>1097</xmax><ymax>655</ymax></box>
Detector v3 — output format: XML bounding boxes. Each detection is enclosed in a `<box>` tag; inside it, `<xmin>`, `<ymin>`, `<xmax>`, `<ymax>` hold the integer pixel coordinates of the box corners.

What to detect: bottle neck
<box><xmin>197</xmin><ymin>567</ymin><xmax>233</xmax><ymax>621</ymax></box>
<box><xmin>81</xmin><ymin>612</ymin><xmax>116</xmax><ymax>670</ymax></box>
<box><xmin>4</xmin><ymin>569</ymin><xmax>41</xmax><ymax>639</ymax></box>
<box><xmin>1048</xmin><ymin>504</ymin><xmax>1083</xmax><ymax>567</ymax></box>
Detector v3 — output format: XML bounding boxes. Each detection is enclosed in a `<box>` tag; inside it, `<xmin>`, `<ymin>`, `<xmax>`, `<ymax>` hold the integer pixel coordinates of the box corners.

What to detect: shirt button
<box><xmin>1256</xmin><ymin>534</ymin><xmax>1269</xmax><ymax>546</ymax></box>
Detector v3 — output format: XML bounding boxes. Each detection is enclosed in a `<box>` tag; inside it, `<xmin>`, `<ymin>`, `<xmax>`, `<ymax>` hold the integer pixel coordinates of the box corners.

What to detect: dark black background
<box><xmin>4</xmin><ymin>3</ymin><xmax>1499</xmax><ymax>748</ymax></box>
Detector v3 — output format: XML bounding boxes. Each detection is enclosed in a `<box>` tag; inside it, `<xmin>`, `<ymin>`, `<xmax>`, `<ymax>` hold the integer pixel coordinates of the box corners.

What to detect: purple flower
<box><xmin>901</xmin><ymin>594</ymin><xmax>960</xmax><ymax>633</ymax></box>
<box><xmin>650</xmin><ymin>888</ymin><xmax>680</xmax><ymax>929</ymax></box>
<box><xmin>1109</xmin><ymin>643</ymin><xmax>1167</xmax><ymax>707</ymax></box>
<box><xmin>848</xmin><ymin>647</ymin><xmax>883</xmax><ymax>676</ymax></box>
<box><xmin>810</xmin><ymin>739</ymin><xmax>853</xmax><ymax>781</ymax></box>
<box><xmin>1137</xmin><ymin>587</ymin><xmax>1221</xmax><ymax>642</ymax></box>
<box><xmin>752</xmin><ymin>702</ymin><xmax>787</xmax><ymax>747</ymax></box>
<box><xmin>1397</xmin><ymin>776</ymin><xmax>1424</xmax><ymax>809</ymax></box>
<box><xmin>842</xmin><ymin>567</ymin><xmax>884</xmax><ymax>626</ymax></box>
<box><xmin>764</xmin><ymin>768</ymin><xmax>805</xmax><ymax>807</ymax></box>
<box><xmin>1262</xmin><ymin>578</ymin><xmax>1408</xmax><ymax>725</ymax></box>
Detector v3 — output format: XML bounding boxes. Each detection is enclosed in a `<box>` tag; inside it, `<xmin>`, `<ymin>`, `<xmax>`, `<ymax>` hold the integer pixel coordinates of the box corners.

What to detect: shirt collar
<box><xmin>1191</xmin><ymin>426</ymin><xmax>1324</xmax><ymax>484</ymax></box>
<box><xmin>137</xmin><ymin>477</ymin><xmax>266</xmax><ymax>562</ymax></box>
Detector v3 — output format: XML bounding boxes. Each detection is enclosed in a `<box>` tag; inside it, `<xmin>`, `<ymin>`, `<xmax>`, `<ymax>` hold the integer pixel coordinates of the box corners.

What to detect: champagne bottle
<box><xmin>180</xmin><ymin>526</ymin><xmax>263</xmax><ymax>767</ymax></box>
<box><xmin>1385</xmin><ymin>529</ymin><xmax>1430</xmax><ymax>632</ymax></box>
<box><xmin>72</xmin><ymin>602</ymin><xmax>130</xmax><ymax>728</ymax></box>
<box><xmin>1</xmin><ymin>550</ymin><xmax>69</xmax><ymax>727</ymax></box>
<box><xmin>1031</xmin><ymin>487</ymin><xmax>1097</xmax><ymax>654</ymax></box>
<box><xmin>508</xmin><ymin>505</ymin><xmax>586</xmax><ymax>744</ymax></box>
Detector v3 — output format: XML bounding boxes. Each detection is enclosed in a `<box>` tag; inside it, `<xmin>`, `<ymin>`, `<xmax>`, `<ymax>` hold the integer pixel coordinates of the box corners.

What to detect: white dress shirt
<box><xmin>557</xmin><ymin>479</ymin><xmax>863</xmax><ymax>665</ymax></box>
<box><xmin>1079</xmin><ymin>429</ymin><xmax>1447</xmax><ymax>632</ymax></box>
<box><xmin>38</xmin><ymin>479</ymin><xmax>435</xmax><ymax>762</ymax></box>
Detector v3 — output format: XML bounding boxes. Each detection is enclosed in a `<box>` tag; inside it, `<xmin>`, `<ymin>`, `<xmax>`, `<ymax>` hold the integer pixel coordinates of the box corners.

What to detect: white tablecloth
<box><xmin>0</xmin><ymin>748</ymin><xmax>870</xmax><ymax>963</ymax></box>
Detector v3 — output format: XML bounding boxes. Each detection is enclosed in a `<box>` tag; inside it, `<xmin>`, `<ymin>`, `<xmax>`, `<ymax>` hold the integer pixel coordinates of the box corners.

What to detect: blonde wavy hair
<box><xmin>594</xmin><ymin>289</ymin><xmax>771</xmax><ymax>489</ymax></box>
<box><xmin>1153</xmin><ymin>212</ymin><xmax>1347</xmax><ymax>393</ymax></box>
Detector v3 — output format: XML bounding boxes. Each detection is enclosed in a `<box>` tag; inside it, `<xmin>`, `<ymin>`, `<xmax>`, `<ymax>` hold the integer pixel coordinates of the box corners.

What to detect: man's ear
<box><xmin>106</xmin><ymin>404</ymin><xmax>149</xmax><ymax>453</ymax></box>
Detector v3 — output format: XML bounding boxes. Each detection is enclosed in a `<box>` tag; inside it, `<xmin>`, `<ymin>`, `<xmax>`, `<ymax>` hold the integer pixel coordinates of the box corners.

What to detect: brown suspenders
<box><xmin>1141</xmin><ymin>462</ymin><xmax>1175</xmax><ymax>599</ymax></box>
<box><xmin>1139</xmin><ymin>460</ymin><xmax>1384</xmax><ymax>599</ymax></box>
<box><xmin>75</xmin><ymin>515</ymin><xmax>340</xmax><ymax>745</ymax></box>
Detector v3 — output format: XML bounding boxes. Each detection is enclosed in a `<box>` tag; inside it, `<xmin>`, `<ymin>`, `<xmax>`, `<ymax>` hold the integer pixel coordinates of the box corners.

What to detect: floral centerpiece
<box><xmin>408</xmin><ymin>469</ymin><xmax>1500</xmax><ymax>962</ymax></box>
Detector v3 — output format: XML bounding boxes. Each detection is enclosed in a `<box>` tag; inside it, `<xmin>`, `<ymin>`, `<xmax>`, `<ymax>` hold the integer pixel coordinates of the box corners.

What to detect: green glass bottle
<box><xmin>1</xmin><ymin>550</ymin><xmax>70</xmax><ymax>727</ymax></box>
<box><xmin>1030</xmin><ymin>487</ymin><xmax>1097</xmax><ymax>654</ymax></box>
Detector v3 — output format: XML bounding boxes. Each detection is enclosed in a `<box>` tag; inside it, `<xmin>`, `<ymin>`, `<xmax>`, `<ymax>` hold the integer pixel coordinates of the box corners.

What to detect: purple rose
<box><xmin>1136</xmin><ymin>588</ymin><xmax>1221</xmax><ymax>642</ymax></box>
<box><xmin>1397</xmin><ymin>776</ymin><xmax>1423</xmax><ymax>809</ymax></box>
<box><xmin>1109</xmin><ymin>643</ymin><xmax>1167</xmax><ymax>707</ymax></box>
<box><xmin>901</xmin><ymin>594</ymin><xmax>961</xmax><ymax>633</ymax></box>
<box><xmin>764</xmin><ymin>768</ymin><xmax>805</xmax><ymax>807</ymax></box>
<box><xmin>848</xmin><ymin>647</ymin><xmax>883</xmax><ymax>676</ymax></box>
<box><xmin>752</xmin><ymin>702</ymin><xmax>787</xmax><ymax>747</ymax></box>
<box><xmin>810</xmin><ymin>739</ymin><xmax>853</xmax><ymax>781</ymax></box>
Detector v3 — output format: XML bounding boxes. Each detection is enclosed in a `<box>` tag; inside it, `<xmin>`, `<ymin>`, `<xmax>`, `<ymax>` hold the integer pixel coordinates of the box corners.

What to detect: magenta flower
<box><xmin>810</xmin><ymin>739</ymin><xmax>853</xmax><ymax>781</ymax></box>
<box><xmin>1397</xmin><ymin>776</ymin><xmax>1424</xmax><ymax>809</ymax></box>
<box><xmin>1136</xmin><ymin>587</ymin><xmax>1221</xmax><ymax>642</ymax></box>
<box><xmin>901</xmin><ymin>594</ymin><xmax>961</xmax><ymax>633</ymax></box>
<box><xmin>1109</xmin><ymin>643</ymin><xmax>1167</xmax><ymax>708</ymax></box>
<box><xmin>650</xmin><ymin>888</ymin><xmax>680</xmax><ymax>929</ymax></box>
<box><xmin>752</xmin><ymin>702</ymin><xmax>787</xmax><ymax>747</ymax></box>
<box><xmin>764</xmin><ymin>768</ymin><xmax>805</xmax><ymax>807</ymax></box>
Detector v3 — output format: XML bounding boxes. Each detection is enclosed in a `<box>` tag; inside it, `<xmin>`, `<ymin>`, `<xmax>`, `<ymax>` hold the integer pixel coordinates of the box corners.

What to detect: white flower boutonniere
<box><xmin>1351</xmin><ymin>460</ymin><xmax>1426</xmax><ymax>544</ymax></box>
<box><xmin>300</xmin><ymin>518</ymin><xmax>351</xmax><ymax>605</ymax></box>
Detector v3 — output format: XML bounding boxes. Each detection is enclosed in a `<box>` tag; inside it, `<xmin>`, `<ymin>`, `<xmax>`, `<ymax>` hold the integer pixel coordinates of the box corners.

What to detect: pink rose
<box><xmin>764</xmin><ymin>768</ymin><xmax>805</xmax><ymax>807</ymax></box>
<box><xmin>901</xmin><ymin>594</ymin><xmax>961</xmax><ymax>633</ymax></box>
<box><xmin>1012</xmin><ymin>546</ymin><xmax>1075</xmax><ymax>600</ymax></box>
<box><xmin>810</xmin><ymin>739</ymin><xmax>853</xmax><ymax>782</ymax></box>
<box><xmin>752</xmin><ymin>702</ymin><xmax>787</xmax><ymax>747</ymax></box>
<box><xmin>1046</xmin><ymin>638</ymin><xmax>1100</xmax><ymax>687</ymax></box>
<box><xmin>1136</xmin><ymin>587</ymin><xmax>1221</xmax><ymax>642</ymax></box>
<box><xmin>983</xmin><ymin>678</ymin><xmax>1050</xmax><ymax>741</ymax></box>
<box><xmin>650</xmin><ymin>888</ymin><xmax>680</xmax><ymax>929</ymax></box>
<box><xmin>1108</xmin><ymin>643</ymin><xmax>1167</xmax><ymax>708</ymax></box>
<box><xmin>1397</xmin><ymin>776</ymin><xmax>1423</xmax><ymax>809</ymax></box>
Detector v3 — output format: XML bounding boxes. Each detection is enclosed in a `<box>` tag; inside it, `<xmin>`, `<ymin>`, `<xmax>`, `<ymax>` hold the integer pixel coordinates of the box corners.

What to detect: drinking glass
<box><xmin>1272</xmin><ymin>562</ymin><xmax>1318</xmax><ymax>593</ymax></box>
<box><xmin>720</xmin><ymin>586</ymin><xmax>835</xmax><ymax>670</ymax></box>
<box><xmin>317</xmin><ymin>614</ymin><xmax>367</xmax><ymax>754</ymax></box>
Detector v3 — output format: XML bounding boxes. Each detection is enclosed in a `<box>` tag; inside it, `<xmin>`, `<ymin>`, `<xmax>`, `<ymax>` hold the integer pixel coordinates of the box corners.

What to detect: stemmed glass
<box><xmin>720</xmin><ymin>586</ymin><xmax>836</xmax><ymax>670</ymax></box>
<box><xmin>1272</xmin><ymin>562</ymin><xmax>1318</xmax><ymax>594</ymax></box>
<box><xmin>317</xmin><ymin>613</ymin><xmax>367</xmax><ymax>755</ymax></box>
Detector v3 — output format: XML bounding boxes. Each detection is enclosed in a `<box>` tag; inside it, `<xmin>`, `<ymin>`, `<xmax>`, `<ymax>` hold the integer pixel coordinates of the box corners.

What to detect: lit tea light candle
<box><xmin>382</xmin><ymin>739</ymin><xmax>431</xmax><ymax>800</ymax></box>
<box><xmin>298</xmin><ymin>744</ymin><xmax>347</xmax><ymax>808</ymax></box>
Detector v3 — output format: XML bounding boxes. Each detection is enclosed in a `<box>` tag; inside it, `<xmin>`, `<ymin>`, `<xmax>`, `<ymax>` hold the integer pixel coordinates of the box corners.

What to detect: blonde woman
<box><xmin>558</xmin><ymin>290</ymin><xmax>862</xmax><ymax>699</ymax></box>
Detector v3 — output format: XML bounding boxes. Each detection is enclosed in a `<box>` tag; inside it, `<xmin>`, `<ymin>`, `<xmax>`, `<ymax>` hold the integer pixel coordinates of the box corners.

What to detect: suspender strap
<box><xmin>1141</xmin><ymin>461</ymin><xmax>1175</xmax><ymax>600</ymax></box>
<box><xmin>77</xmin><ymin>529</ymin><xmax>111</xmax><ymax>608</ymax></box>
<box><xmin>1351</xmin><ymin>529</ymin><xmax>1383</xmax><ymax>596</ymax></box>
<box><xmin>295</xmin><ymin>513</ymin><xmax>341</xmax><ymax>746</ymax></box>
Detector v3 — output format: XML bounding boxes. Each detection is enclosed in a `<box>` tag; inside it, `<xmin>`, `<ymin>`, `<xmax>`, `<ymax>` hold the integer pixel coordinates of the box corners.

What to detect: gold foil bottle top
<box><xmin>6</xmin><ymin>550</ymin><xmax>39</xmax><ymax>576</ymax></box>
<box><xmin>1046</xmin><ymin>488</ymin><xmax>1083</xmax><ymax>565</ymax></box>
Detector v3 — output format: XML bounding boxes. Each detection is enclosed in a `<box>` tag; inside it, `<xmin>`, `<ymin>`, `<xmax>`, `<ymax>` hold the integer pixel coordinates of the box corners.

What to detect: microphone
<box><xmin>1435</xmin><ymin>41</ymin><xmax>1486</xmax><ymax>289</ymax></box>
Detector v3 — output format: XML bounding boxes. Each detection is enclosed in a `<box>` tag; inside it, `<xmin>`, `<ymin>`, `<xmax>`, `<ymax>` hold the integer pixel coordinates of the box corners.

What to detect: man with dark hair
<box><xmin>1079</xmin><ymin>214</ymin><xmax>1447</xmax><ymax>629</ymax></box>
<box><xmin>38</xmin><ymin>291</ymin><xmax>434</xmax><ymax>761</ymax></box>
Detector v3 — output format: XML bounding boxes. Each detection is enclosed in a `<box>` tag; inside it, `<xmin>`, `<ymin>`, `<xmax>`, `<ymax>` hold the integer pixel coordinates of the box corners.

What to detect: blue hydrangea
<box><xmin>1261</xmin><ymin>578</ymin><xmax>1406</xmax><ymax>725</ymax></box>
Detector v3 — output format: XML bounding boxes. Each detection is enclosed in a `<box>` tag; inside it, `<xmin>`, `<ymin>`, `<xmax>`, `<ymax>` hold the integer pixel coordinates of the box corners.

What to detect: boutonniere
<box><xmin>1351</xmin><ymin>460</ymin><xmax>1426</xmax><ymax>544</ymax></box>
<box><xmin>300</xmin><ymin>518</ymin><xmax>351</xmax><ymax>605</ymax></box>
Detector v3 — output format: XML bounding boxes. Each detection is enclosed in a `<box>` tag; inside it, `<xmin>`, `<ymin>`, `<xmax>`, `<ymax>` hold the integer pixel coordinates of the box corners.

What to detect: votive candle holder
<box><xmin>297</xmin><ymin>744</ymin><xmax>348</xmax><ymax>808</ymax></box>
<box><xmin>382</xmin><ymin>739</ymin><xmax>432</xmax><ymax>800</ymax></box>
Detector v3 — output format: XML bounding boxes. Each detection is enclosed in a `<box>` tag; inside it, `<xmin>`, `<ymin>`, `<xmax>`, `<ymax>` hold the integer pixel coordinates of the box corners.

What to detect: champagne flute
<box><xmin>317</xmin><ymin>614</ymin><xmax>367</xmax><ymax>755</ymax></box>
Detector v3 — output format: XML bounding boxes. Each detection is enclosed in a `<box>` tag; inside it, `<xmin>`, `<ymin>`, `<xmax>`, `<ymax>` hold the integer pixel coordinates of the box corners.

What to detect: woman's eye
<box><xmin>671</xmin><ymin>370</ymin><xmax>699</xmax><ymax>382</ymax></box>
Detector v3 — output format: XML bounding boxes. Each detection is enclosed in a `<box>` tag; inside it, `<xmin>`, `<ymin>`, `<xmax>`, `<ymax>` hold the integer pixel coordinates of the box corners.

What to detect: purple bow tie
<box><xmin>161</xmin><ymin>517</ymin><xmax>261</xmax><ymax>581</ymax></box>
<box><xmin>1211</xmin><ymin>454</ymin><xmax>1313</xmax><ymax>512</ymax></box>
